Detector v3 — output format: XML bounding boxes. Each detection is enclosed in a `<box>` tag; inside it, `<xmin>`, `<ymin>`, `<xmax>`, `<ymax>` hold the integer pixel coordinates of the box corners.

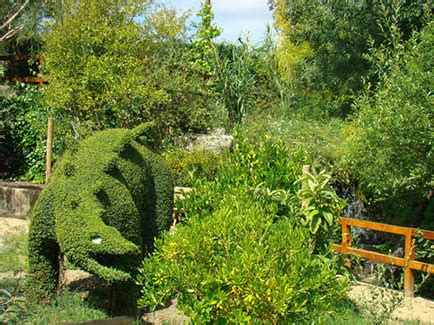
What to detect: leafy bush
<box><xmin>270</xmin><ymin>0</ymin><xmax>431</xmax><ymax>117</ymax></box>
<box><xmin>0</xmin><ymin>84</ymin><xmax>50</xmax><ymax>182</ymax></box>
<box><xmin>0</xmin><ymin>83</ymin><xmax>75</xmax><ymax>182</ymax></box>
<box><xmin>296</xmin><ymin>170</ymin><xmax>346</xmax><ymax>251</ymax></box>
<box><xmin>137</xmin><ymin>135</ymin><xmax>347</xmax><ymax>322</ymax></box>
<box><xmin>163</xmin><ymin>148</ymin><xmax>224</xmax><ymax>187</ymax></box>
<box><xmin>191</xmin><ymin>1</ymin><xmax>221</xmax><ymax>75</ymax></box>
<box><xmin>137</xmin><ymin>192</ymin><xmax>347</xmax><ymax>323</ymax></box>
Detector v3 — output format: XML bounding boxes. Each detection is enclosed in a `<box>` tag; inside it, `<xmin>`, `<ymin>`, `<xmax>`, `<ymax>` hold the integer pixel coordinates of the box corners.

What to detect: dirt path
<box><xmin>349</xmin><ymin>281</ymin><xmax>434</xmax><ymax>324</ymax></box>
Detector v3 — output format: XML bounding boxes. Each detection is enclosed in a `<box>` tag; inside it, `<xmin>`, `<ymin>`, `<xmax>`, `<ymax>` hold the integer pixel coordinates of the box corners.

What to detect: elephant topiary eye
<box><xmin>91</xmin><ymin>236</ymin><xmax>103</xmax><ymax>244</ymax></box>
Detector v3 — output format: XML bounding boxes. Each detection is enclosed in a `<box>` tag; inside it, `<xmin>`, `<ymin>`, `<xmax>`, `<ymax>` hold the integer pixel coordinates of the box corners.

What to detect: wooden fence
<box><xmin>0</xmin><ymin>55</ymin><xmax>47</xmax><ymax>84</ymax></box>
<box><xmin>333</xmin><ymin>217</ymin><xmax>434</xmax><ymax>297</ymax></box>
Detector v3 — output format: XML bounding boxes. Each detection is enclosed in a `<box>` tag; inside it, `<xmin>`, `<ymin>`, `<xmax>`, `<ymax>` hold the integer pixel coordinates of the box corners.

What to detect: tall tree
<box><xmin>268</xmin><ymin>0</ymin><xmax>431</xmax><ymax>117</ymax></box>
<box><xmin>0</xmin><ymin>0</ymin><xmax>66</xmax><ymax>53</ymax></box>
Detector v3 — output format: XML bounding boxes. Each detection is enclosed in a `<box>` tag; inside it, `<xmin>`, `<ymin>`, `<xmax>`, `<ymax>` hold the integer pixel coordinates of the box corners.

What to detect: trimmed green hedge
<box><xmin>27</xmin><ymin>123</ymin><xmax>173</xmax><ymax>307</ymax></box>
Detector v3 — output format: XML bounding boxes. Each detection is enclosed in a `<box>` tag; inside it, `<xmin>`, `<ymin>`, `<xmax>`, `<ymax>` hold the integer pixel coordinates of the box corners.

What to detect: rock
<box><xmin>0</xmin><ymin>85</ymin><xmax>15</xmax><ymax>98</ymax></box>
<box><xmin>142</xmin><ymin>299</ymin><xmax>190</xmax><ymax>325</ymax></box>
<box><xmin>186</xmin><ymin>128</ymin><xmax>233</xmax><ymax>153</ymax></box>
<box><xmin>174</xmin><ymin>187</ymin><xmax>193</xmax><ymax>200</ymax></box>
<box><xmin>211</xmin><ymin>127</ymin><xmax>226</xmax><ymax>136</ymax></box>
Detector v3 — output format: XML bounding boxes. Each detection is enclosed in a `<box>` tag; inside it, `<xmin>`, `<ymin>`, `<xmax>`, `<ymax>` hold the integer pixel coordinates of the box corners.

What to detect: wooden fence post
<box><xmin>45</xmin><ymin>117</ymin><xmax>53</xmax><ymax>183</ymax></box>
<box><xmin>341</xmin><ymin>219</ymin><xmax>352</xmax><ymax>267</ymax></box>
<box><xmin>404</xmin><ymin>229</ymin><xmax>415</xmax><ymax>297</ymax></box>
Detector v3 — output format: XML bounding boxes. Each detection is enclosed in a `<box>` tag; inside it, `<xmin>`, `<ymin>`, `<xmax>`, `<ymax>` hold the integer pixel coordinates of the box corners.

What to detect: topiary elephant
<box><xmin>27</xmin><ymin>123</ymin><xmax>173</xmax><ymax>308</ymax></box>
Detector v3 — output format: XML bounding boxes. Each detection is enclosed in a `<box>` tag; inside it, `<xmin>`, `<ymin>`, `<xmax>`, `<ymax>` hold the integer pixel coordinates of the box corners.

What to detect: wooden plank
<box><xmin>0</xmin><ymin>55</ymin><xmax>33</xmax><ymax>61</ymax></box>
<box><xmin>334</xmin><ymin>218</ymin><xmax>433</xmax><ymax>297</ymax></box>
<box><xmin>333</xmin><ymin>243</ymin><xmax>342</xmax><ymax>253</ymax></box>
<box><xmin>411</xmin><ymin>229</ymin><xmax>434</xmax><ymax>241</ymax></box>
<box><xmin>4</xmin><ymin>76</ymin><xmax>48</xmax><ymax>84</ymax></box>
<box><xmin>342</xmin><ymin>221</ymin><xmax>352</xmax><ymax>267</ymax></box>
<box><xmin>408</xmin><ymin>260</ymin><xmax>434</xmax><ymax>273</ymax></box>
<box><xmin>333</xmin><ymin>245</ymin><xmax>406</xmax><ymax>267</ymax></box>
<box><xmin>334</xmin><ymin>245</ymin><xmax>434</xmax><ymax>273</ymax></box>
<box><xmin>338</xmin><ymin>218</ymin><xmax>434</xmax><ymax>240</ymax></box>
<box><xmin>339</xmin><ymin>218</ymin><xmax>408</xmax><ymax>236</ymax></box>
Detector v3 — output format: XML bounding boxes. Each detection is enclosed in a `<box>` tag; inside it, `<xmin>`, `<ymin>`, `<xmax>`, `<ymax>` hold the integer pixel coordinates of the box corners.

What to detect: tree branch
<box><xmin>0</xmin><ymin>25</ymin><xmax>24</xmax><ymax>44</ymax></box>
<box><xmin>1</xmin><ymin>0</ymin><xmax>30</xmax><ymax>31</ymax></box>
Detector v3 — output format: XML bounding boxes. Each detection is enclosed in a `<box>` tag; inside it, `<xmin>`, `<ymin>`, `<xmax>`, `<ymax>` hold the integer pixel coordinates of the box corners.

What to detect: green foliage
<box><xmin>137</xmin><ymin>135</ymin><xmax>347</xmax><ymax>322</ymax></box>
<box><xmin>43</xmin><ymin>0</ymin><xmax>216</xmax><ymax>135</ymax></box>
<box><xmin>346</xmin><ymin>22</ymin><xmax>433</xmax><ymax>201</ymax></box>
<box><xmin>27</xmin><ymin>124</ymin><xmax>174</xmax><ymax>307</ymax></box>
<box><xmin>0</xmin><ymin>84</ymin><xmax>50</xmax><ymax>182</ymax></box>
<box><xmin>296</xmin><ymin>170</ymin><xmax>346</xmax><ymax>237</ymax></box>
<box><xmin>0</xmin><ymin>0</ymin><xmax>50</xmax><ymax>54</ymax></box>
<box><xmin>191</xmin><ymin>2</ymin><xmax>221</xmax><ymax>74</ymax></box>
<box><xmin>24</xmin><ymin>291</ymin><xmax>107</xmax><ymax>325</ymax></box>
<box><xmin>137</xmin><ymin>194</ymin><xmax>347</xmax><ymax>323</ymax></box>
<box><xmin>163</xmin><ymin>148</ymin><xmax>224</xmax><ymax>187</ymax></box>
<box><xmin>213</xmin><ymin>42</ymin><xmax>257</xmax><ymax>125</ymax></box>
<box><xmin>0</xmin><ymin>83</ymin><xmax>74</xmax><ymax>182</ymax></box>
<box><xmin>0</xmin><ymin>228</ymin><xmax>27</xmax><ymax>273</ymax></box>
<box><xmin>270</xmin><ymin>0</ymin><xmax>431</xmax><ymax>117</ymax></box>
<box><xmin>240</xmin><ymin>114</ymin><xmax>348</xmax><ymax>174</ymax></box>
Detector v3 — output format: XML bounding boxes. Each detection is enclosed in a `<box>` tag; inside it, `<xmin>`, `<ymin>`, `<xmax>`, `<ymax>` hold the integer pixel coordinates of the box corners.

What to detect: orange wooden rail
<box><xmin>333</xmin><ymin>217</ymin><xmax>434</xmax><ymax>297</ymax></box>
<box><xmin>0</xmin><ymin>55</ymin><xmax>47</xmax><ymax>84</ymax></box>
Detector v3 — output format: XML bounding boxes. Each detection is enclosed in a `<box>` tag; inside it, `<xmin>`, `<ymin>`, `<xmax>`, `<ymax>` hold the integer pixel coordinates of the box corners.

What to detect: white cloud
<box><xmin>213</xmin><ymin>0</ymin><xmax>269</xmax><ymax>14</ymax></box>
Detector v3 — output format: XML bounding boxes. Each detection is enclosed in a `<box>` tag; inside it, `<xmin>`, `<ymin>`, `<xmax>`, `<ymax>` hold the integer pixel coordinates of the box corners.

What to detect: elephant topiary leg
<box><xmin>26</xmin><ymin>190</ymin><xmax>61</xmax><ymax>305</ymax></box>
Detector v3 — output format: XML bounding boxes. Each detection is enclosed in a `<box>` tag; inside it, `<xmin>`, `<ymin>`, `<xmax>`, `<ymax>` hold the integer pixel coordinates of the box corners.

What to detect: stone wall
<box><xmin>0</xmin><ymin>182</ymin><xmax>44</xmax><ymax>218</ymax></box>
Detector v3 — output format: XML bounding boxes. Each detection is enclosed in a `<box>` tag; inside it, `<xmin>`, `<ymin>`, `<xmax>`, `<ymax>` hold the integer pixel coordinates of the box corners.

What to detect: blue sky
<box><xmin>166</xmin><ymin>0</ymin><xmax>274</xmax><ymax>44</ymax></box>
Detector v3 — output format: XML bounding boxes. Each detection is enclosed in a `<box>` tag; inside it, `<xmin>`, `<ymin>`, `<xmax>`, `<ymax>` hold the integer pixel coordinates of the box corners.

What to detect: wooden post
<box><xmin>404</xmin><ymin>229</ymin><xmax>415</xmax><ymax>297</ymax></box>
<box><xmin>45</xmin><ymin>117</ymin><xmax>53</xmax><ymax>183</ymax></box>
<box><xmin>301</xmin><ymin>165</ymin><xmax>310</xmax><ymax>209</ymax></box>
<box><xmin>341</xmin><ymin>219</ymin><xmax>352</xmax><ymax>267</ymax></box>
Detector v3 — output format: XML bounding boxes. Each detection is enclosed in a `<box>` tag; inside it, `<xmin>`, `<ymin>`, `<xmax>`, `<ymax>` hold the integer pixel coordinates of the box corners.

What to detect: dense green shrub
<box><xmin>174</xmin><ymin>135</ymin><xmax>309</xmax><ymax>222</ymax></box>
<box><xmin>295</xmin><ymin>170</ymin><xmax>347</xmax><ymax>251</ymax></box>
<box><xmin>0</xmin><ymin>84</ymin><xmax>75</xmax><ymax>182</ymax></box>
<box><xmin>27</xmin><ymin>124</ymin><xmax>173</xmax><ymax>308</ymax></box>
<box><xmin>137</xmin><ymin>191</ymin><xmax>347</xmax><ymax>323</ymax></box>
<box><xmin>163</xmin><ymin>148</ymin><xmax>224</xmax><ymax>187</ymax></box>
<box><xmin>0</xmin><ymin>84</ymin><xmax>50</xmax><ymax>182</ymax></box>
<box><xmin>137</xmin><ymin>135</ymin><xmax>347</xmax><ymax>322</ymax></box>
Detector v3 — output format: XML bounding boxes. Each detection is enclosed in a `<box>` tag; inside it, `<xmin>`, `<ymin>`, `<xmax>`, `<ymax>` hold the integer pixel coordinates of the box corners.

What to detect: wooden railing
<box><xmin>333</xmin><ymin>217</ymin><xmax>434</xmax><ymax>297</ymax></box>
<box><xmin>0</xmin><ymin>55</ymin><xmax>48</xmax><ymax>84</ymax></box>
